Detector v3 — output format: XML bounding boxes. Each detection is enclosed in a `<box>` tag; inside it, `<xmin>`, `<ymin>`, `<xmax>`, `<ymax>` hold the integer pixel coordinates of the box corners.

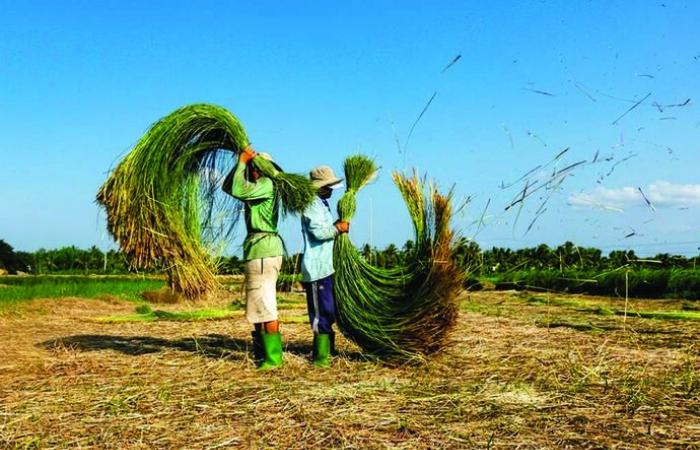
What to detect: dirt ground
<box><xmin>1</xmin><ymin>291</ymin><xmax>698</xmax><ymax>449</ymax></box>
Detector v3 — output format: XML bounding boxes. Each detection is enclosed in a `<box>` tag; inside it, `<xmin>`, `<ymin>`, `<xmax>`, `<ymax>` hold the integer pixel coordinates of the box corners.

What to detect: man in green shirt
<box><xmin>223</xmin><ymin>146</ymin><xmax>284</xmax><ymax>370</ymax></box>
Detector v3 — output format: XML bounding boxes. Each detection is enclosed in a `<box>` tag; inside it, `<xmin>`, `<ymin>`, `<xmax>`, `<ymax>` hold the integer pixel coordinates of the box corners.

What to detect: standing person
<box><xmin>223</xmin><ymin>146</ymin><xmax>284</xmax><ymax>370</ymax></box>
<box><xmin>300</xmin><ymin>165</ymin><xmax>349</xmax><ymax>368</ymax></box>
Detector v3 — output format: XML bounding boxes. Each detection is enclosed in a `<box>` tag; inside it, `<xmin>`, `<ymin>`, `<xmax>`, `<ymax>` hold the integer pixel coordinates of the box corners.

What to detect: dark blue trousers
<box><xmin>303</xmin><ymin>275</ymin><xmax>336</xmax><ymax>333</ymax></box>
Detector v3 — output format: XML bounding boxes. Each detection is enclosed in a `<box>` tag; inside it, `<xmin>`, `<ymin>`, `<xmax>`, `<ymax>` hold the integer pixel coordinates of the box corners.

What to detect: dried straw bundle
<box><xmin>97</xmin><ymin>104</ymin><xmax>315</xmax><ymax>298</ymax></box>
<box><xmin>334</xmin><ymin>155</ymin><xmax>463</xmax><ymax>360</ymax></box>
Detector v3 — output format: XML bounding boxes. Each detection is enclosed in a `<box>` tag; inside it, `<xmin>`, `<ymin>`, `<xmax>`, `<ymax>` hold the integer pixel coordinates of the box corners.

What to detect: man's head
<box><xmin>246</xmin><ymin>152</ymin><xmax>279</xmax><ymax>182</ymax></box>
<box><xmin>317</xmin><ymin>186</ymin><xmax>333</xmax><ymax>199</ymax></box>
<box><xmin>309</xmin><ymin>165</ymin><xmax>343</xmax><ymax>199</ymax></box>
<box><xmin>247</xmin><ymin>166</ymin><xmax>262</xmax><ymax>182</ymax></box>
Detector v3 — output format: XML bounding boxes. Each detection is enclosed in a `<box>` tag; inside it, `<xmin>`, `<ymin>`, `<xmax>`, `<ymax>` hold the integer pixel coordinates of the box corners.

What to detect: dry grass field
<box><xmin>1</xmin><ymin>285</ymin><xmax>698</xmax><ymax>449</ymax></box>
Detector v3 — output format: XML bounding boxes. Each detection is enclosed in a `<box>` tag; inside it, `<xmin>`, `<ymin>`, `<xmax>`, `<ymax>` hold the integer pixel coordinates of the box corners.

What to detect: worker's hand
<box><xmin>239</xmin><ymin>146</ymin><xmax>257</xmax><ymax>164</ymax></box>
<box><xmin>335</xmin><ymin>221</ymin><xmax>350</xmax><ymax>234</ymax></box>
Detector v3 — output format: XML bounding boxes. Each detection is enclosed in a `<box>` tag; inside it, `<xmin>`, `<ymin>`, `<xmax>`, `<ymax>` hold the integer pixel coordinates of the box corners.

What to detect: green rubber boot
<box><xmin>258</xmin><ymin>331</ymin><xmax>283</xmax><ymax>370</ymax></box>
<box><xmin>312</xmin><ymin>333</ymin><xmax>331</xmax><ymax>368</ymax></box>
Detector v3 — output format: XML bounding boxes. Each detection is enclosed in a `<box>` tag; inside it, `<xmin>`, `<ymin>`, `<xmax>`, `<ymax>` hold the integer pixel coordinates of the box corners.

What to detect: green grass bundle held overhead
<box><xmin>334</xmin><ymin>155</ymin><xmax>464</xmax><ymax>361</ymax></box>
<box><xmin>97</xmin><ymin>104</ymin><xmax>315</xmax><ymax>298</ymax></box>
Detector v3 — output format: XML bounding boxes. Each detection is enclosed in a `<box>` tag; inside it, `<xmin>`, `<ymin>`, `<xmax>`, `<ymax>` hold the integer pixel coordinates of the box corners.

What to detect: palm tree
<box><xmin>383</xmin><ymin>244</ymin><xmax>399</xmax><ymax>268</ymax></box>
<box><xmin>361</xmin><ymin>244</ymin><xmax>372</xmax><ymax>262</ymax></box>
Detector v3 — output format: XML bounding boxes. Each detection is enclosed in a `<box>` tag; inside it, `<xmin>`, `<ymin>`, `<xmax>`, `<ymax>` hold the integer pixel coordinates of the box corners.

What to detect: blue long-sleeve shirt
<box><xmin>301</xmin><ymin>197</ymin><xmax>338</xmax><ymax>282</ymax></box>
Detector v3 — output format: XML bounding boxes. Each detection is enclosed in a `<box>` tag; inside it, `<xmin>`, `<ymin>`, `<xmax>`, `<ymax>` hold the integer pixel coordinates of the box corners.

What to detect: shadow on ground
<box><xmin>39</xmin><ymin>333</ymin><xmax>366</xmax><ymax>362</ymax></box>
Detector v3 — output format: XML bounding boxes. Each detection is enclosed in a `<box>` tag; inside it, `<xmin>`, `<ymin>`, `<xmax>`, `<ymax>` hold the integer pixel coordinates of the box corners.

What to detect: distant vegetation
<box><xmin>490</xmin><ymin>268</ymin><xmax>700</xmax><ymax>300</ymax></box>
<box><xmin>449</xmin><ymin>239</ymin><xmax>700</xmax><ymax>299</ymax></box>
<box><xmin>2</xmin><ymin>238</ymin><xmax>699</xmax><ymax>299</ymax></box>
<box><xmin>0</xmin><ymin>239</ymin><xmax>246</xmax><ymax>275</ymax></box>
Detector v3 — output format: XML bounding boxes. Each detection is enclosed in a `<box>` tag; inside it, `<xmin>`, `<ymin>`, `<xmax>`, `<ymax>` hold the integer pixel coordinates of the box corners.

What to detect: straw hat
<box><xmin>309</xmin><ymin>165</ymin><xmax>344</xmax><ymax>189</ymax></box>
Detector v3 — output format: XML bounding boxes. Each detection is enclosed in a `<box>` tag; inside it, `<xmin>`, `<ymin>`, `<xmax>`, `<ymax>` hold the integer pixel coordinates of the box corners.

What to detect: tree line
<box><xmin>0</xmin><ymin>239</ymin><xmax>248</xmax><ymax>275</ymax></box>
<box><xmin>1</xmin><ymin>238</ymin><xmax>698</xmax><ymax>276</ymax></box>
<box><xmin>451</xmin><ymin>239</ymin><xmax>700</xmax><ymax>274</ymax></box>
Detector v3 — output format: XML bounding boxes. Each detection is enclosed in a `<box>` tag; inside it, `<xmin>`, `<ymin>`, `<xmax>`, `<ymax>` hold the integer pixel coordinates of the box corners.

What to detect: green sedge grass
<box><xmin>97</xmin><ymin>104</ymin><xmax>315</xmax><ymax>298</ymax></box>
<box><xmin>333</xmin><ymin>155</ymin><xmax>463</xmax><ymax>361</ymax></box>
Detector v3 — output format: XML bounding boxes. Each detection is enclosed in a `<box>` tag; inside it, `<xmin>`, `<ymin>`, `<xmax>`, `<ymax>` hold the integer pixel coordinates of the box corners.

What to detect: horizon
<box><xmin>2</xmin><ymin>236</ymin><xmax>697</xmax><ymax>261</ymax></box>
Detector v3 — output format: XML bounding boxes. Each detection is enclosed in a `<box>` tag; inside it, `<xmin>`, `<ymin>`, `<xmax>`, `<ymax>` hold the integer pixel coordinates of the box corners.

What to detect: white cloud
<box><xmin>569</xmin><ymin>181</ymin><xmax>700</xmax><ymax>210</ymax></box>
<box><xmin>646</xmin><ymin>181</ymin><xmax>700</xmax><ymax>206</ymax></box>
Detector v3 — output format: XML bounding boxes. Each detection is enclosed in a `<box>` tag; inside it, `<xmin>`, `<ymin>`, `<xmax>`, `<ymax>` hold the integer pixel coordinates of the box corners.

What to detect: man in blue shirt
<box><xmin>300</xmin><ymin>165</ymin><xmax>349</xmax><ymax>368</ymax></box>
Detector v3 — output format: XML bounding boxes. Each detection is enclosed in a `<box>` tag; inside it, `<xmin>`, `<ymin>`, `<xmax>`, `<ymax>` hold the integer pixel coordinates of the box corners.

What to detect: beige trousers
<box><xmin>244</xmin><ymin>256</ymin><xmax>282</xmax><ymax>324</ymax></box>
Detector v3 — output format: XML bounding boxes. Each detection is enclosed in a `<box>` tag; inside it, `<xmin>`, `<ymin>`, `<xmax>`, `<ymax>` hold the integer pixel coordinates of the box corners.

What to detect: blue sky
<box><xmin>1</xmin><ymin>0</ymin><xmax>699</xmax><ymax>256</ymax></box>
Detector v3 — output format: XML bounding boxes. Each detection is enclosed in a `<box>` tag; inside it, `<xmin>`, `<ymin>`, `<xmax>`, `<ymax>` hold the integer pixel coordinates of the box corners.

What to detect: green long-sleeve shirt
<box><xmin>223</xmin><ymin>162</ymin><xmax>283</xmax><ymax>261</ymax></box>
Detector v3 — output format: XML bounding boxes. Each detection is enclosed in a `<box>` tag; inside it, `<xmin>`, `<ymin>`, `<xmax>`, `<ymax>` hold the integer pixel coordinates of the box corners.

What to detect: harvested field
<box><xmin>1</xmin><ymin>288</ymin><xmax>698</xmax><ymax>449</ymax></box>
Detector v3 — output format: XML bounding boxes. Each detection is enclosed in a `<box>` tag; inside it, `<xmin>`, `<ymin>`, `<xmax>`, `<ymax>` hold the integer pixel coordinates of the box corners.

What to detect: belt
<box><xmin>247</xmin><ymin>231</ymin><xmax>279</xmax><ymax>238</ymax></box>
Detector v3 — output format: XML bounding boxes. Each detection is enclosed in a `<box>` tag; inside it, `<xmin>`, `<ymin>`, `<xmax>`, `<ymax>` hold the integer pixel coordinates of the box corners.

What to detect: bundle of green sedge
<box><xmin>334</xmin><ymin>155</ymin><xmax>463</xmax><ymax>361</ymax></box>
<box><xmin>97</xmin><ymin>104</ymin><xmax>316</xmax><ymax>298</ymax></box>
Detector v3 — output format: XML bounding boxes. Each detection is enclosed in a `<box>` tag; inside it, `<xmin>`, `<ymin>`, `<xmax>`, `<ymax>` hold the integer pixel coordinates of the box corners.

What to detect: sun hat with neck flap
<box><xmin>309</xmin><ymin>165</ymin><xmax>344</xmax><ymax>189</ymax></box>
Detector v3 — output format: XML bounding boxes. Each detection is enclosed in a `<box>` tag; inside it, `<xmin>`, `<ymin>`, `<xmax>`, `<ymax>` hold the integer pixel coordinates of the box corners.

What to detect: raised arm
<box><xmin>222</xmin><ymin>149</ymin><xmax>274</xmax><ymax>201</ymax></box>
